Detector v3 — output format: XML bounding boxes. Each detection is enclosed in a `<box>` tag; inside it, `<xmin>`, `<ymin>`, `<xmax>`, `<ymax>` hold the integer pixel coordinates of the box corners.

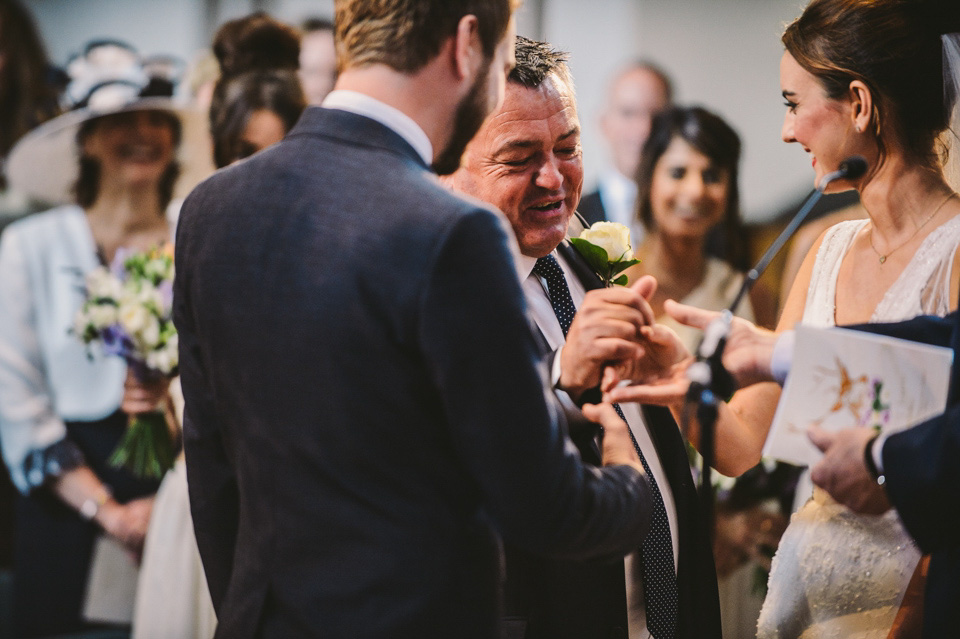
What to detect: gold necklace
<box><xmin>868</xmin><ymin>192</ymin><xmax>957</xmax><ymax>264</ymax></box>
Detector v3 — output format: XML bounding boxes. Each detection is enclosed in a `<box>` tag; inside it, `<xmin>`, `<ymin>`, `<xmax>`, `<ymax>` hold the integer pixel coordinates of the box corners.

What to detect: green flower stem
<box><xmin>108</xmin><ymin>410</ymin><xmax>176</xmax><ymax>479</ymax></box>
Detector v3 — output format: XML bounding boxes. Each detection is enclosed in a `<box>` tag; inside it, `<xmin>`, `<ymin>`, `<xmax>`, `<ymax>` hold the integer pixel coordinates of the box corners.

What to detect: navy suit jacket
<box><xmin>174</xmin><ymin>106</ymin><xmax>655</xmax><ymax>639</ymax></box>
<box><xmin>853</xmin><ymin>311</ymin><xmax>960</xmax><ymax>638</ymax></box>
<box><xmin>500</xmin><ymin>236</ymin><xmax>721</xmax><ymax>639</ymax></box>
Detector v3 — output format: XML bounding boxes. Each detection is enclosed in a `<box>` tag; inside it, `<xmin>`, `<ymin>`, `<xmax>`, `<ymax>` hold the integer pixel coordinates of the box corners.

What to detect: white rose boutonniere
<box><xmin>569</xmin><ymin>221</ymin><xmax>641</xmax><ymax>286</ymax></box>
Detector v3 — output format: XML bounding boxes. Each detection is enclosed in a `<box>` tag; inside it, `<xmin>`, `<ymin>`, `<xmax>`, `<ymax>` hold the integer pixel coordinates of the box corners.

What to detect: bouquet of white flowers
<box><xmin>569</xmin><ymin>221</ymin><xmax>641</xmax><ymax>286</ymax></box>
<box><xmin>73</xmin><ymin>245</ymin><xmax>178</xmax><ymax>479</ymax></box>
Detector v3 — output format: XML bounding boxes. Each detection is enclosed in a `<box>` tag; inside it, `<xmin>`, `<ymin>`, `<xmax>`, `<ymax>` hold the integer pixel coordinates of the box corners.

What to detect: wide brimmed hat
<box><xmin>5</xmin><ymin>40</ymin><xmax>214</xmax><ymax>206</ymax></box>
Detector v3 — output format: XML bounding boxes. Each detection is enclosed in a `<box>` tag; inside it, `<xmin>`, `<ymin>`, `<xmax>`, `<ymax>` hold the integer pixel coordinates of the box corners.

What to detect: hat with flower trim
<box><xmin>5</xmin><ymin>40</ymin><xmax>214</xmax><ymax>205</ymax></box>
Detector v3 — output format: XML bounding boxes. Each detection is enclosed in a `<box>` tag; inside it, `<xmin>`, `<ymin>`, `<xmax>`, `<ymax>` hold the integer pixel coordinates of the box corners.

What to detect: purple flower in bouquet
<box><xmin>73</xmin><ymin>245</ymin><xmax>178</xmax><ymax>478</ymax></box>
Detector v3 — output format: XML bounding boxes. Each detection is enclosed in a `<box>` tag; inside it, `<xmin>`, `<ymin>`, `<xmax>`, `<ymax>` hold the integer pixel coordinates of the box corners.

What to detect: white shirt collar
<box><xmin>322</xmin><ymin>90</ymin><xmax>434</xmax><ymax>166</ymax></box>
<box><xmin>516</xmin><ymin>251</ymin><xmax>539</xmax><ymax>283</ymax></box>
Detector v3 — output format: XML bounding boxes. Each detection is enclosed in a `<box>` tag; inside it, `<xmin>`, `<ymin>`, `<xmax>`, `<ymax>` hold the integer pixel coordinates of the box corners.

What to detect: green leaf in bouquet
<box><xmin>612</xmin><ymin>274</ymin><xmax>629</xmax><ymax>287</ymax></box>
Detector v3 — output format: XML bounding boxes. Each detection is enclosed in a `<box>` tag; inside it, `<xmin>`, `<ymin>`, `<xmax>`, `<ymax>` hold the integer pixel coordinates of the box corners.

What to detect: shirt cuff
<box><xmin>23</xmin><ymin>438</ymin><xmax>86</xmax><ymax>491</ymax></box>
<box><xmin>771</xmin><ymin>330</ymin><xmax>796</xmax><ymax>386</ymax></box>
<box><xmin>872</xmin><ymin>431</ymin><xmax>890</xmax><ymax>475</ymax></box>
<box><xmin>551</xmin><ymin>346</ymin><xmax>564</xmax><ymax>388</ymax></box>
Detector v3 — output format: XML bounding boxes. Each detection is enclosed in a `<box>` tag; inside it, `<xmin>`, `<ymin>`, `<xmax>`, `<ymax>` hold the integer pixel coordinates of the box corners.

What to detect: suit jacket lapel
<box><xmin>556</xmin><ymin>240</ymin><xmax>604</xmax><ymax>292</ymax></box>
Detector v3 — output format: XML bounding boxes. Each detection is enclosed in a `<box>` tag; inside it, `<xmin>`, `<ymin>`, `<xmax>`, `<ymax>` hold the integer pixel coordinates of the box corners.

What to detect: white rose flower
<box><xmin>137</xmin><ymin>316</ymin><xmax>162</xmax><ymax>350</ymax></box>
<box><xmin>118</xmin><ymin>303</ymin><xmax>150</xmax><ymax>335</ymax></box>
<box><xmin>88</xmin><ymin>303</ymin><xmax>118</xmax><ymax>329</ymax></box>
<box><xmin>147</xmin><ymin>346</ymin><xmax>176</xmax><ymax>375</ymax></box>
<box><xmin>85</xmin><ymin>268</ymin><xmax>122</xmax><ymax>300</ymax></box>
<box><xmin>163</xmin><ymin>340</ymin><xmax>179</xmax><ymax>372</ymax></box>
<box><xmin>73</xmin><ymin>310</ymin><xmax>92</xmax><ymax>337</ymax></box>
<box><xmin>137</xmin><ymin>286</ymin><xmax>164</xmax><ymax>311</ymax></box>
<box><xmin>579</xmin><ymin>221</ymin><xmax>634</xmax><ymax>261</ymax></box>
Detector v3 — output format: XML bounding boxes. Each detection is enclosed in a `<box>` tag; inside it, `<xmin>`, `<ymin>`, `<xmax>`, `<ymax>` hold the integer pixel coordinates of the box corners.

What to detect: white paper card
<box><xmin>763</xmin><ymin>325</ymin><xmax>952</xmax><ymax>467</ymax></box>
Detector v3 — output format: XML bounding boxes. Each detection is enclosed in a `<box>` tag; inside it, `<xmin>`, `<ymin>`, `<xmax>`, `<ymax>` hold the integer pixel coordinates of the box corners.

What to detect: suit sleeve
<box><xmin>847</xmin><ymin>313</ymin><xmax>955</xmax><ymax>348</ymax></box>
<box><xmin>173</xmin><ymin>193</ymin><xmax>239</xmax><ymax>612</ymax></box>
<box><xmin>883</xmin><ymin>405</ymin><xmax>960</xmax><ymax>553</ymax></box>
<box><xmin>418</xmin><ymin>208</ymin><xmax>651</xmax><ymax>561</ymax></box>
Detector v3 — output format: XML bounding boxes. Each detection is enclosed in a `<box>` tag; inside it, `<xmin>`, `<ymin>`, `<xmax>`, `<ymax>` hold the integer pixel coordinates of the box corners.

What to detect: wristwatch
<box><xmin>79</xmin><ymin>490</ymin><xmax>111</xmax><ymax>521</ymax></box>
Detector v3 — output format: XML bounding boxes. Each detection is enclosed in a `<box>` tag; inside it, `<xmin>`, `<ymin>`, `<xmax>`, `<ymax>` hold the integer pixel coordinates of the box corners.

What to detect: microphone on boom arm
<box><xmin>683</xmin><ymin>155</ymin><xmax>867</xmax><ymax>517</ymax></box>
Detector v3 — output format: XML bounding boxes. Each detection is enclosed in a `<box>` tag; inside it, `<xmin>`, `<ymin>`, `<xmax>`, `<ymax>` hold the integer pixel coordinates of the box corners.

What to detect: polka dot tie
<box><xmin>533</xmin><ymin>254</ymin><xmax>678</xmax><ymax>639</ymax></box>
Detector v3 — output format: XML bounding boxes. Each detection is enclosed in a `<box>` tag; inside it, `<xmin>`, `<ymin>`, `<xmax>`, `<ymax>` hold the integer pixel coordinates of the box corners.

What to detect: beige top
<box><xmin>656</xmin><ymin>257</ymin><xmax>756</xmax><ymax>354</ymax></box>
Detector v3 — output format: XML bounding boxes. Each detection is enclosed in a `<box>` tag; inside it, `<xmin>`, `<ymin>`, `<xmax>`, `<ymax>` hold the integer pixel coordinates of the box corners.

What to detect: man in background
<box><xmin>298</xmin><ymin>17</ymin><xmax>336</xmax><ymax>104</ymax></box>
<box><xmin>578</xmin><ymin>61</ymin><xmax>672</xmax><ymax>241</ymax></box>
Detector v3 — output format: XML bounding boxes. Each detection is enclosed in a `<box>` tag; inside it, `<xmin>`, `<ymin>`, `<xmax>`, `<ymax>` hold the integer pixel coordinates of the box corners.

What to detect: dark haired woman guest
<box><xmin>131</xmin><ymin>15</ymin><xmax>306</xmax><ymax>638</ymax></box>
<box><xmin>623</xmin><ymin>105</ymin><xmax>781</xmax><ymax>637</ymax></box>
<box><xmin>0</xmin><ymin>42</ymin><xmax>210</xmax><ymax>637</ymax></box>
<box><xmin>209</xmin><ymin>11</ymin><xmax>306</xmax><ymax>168</ymax></box>
<box><xmin>625</xmin><ymin>106</ymin><xmax>776</xmax><ymax>350</ymax></box>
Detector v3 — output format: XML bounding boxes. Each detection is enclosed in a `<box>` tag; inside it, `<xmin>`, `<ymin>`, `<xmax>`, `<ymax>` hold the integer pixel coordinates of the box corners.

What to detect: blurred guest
<box><xmin>624</xmin><ymin>106</ymin><xmax>776</xmax><ymax>350</ymax></box>
<box><xmin>210</xmin><ymin>15</ymin><xmax>305</xmax><ymax>168</ymax></box>
<box><xmin>298</xmin><ymin>17</ymin><xmax>336</xmax><ymax>105</ymax></box>
<box><xmin>209</xmin><ymin>12</ymin><xmax>303</xmax><ymax>168</ymax></box>
<box><xmin>0</xmin><ymin>41</ymin><xmax>209</xmax><ymax>637</ymax></box>
<box><xmin>132</xmin><ymin>16</ymin><xmax>306</xmax><ymax>638</ymax></box>
<box><xmin>579</xmin><ymin>61</ymin><xmax>671</xmax><ymax>238</ymax></box>
<box><xmin>0</xmin><ymin>0</ymin><xmax>65</xmax><ymax>220</ymax></box>
<box><xmin>622</xmin><ymin>105</ymin><xmax>779</xmax><ymax>639</ymax></box>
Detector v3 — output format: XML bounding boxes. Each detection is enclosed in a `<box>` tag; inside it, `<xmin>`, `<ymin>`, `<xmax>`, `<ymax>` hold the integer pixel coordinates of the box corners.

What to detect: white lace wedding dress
<box><xmin>756</xmin><ymin>215</ymin><xmax>960</xmax><ymax>639</ymax></box>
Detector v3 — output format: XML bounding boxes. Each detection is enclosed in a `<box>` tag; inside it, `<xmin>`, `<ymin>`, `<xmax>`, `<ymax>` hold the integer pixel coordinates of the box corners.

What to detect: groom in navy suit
<box><xmin>174</xmin><ymin>2</ymin><xmax>659</xmax><ymax>638</ymax></box>
<box><xmin>447</xmin><ymin>36</ymin><xmax>720</xmax><ymax>639</ymax></box>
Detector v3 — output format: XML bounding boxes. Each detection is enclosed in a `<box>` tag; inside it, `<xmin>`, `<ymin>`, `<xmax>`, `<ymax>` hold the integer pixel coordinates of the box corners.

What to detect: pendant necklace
<box><xmin>868</xmin><ymin>192</ymin><xmax>957</xmax><ymax>264</ymax></box>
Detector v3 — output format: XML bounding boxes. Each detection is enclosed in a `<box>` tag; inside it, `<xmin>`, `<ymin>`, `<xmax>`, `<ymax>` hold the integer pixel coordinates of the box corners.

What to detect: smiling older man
<box><xmin>446</xmin><ymin>36</ymin><xmax>721</xmax><ymax>639</ymax></box>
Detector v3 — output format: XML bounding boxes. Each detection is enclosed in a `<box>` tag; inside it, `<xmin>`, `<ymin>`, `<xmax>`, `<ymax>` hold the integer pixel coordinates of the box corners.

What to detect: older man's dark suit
<box><xmin>501</xmin><ymin>227</ymin><xmax>721</xmax><ymax>639</ymax></box>
<box><xmin>174</xmin><ymin>107</ymin><xmax>656</xmax><ymax>639</ymax></box>
<box><xmin>854</xmin><ymin>310</ymin><xmax>960</xmax><ymax>639</ymax></box>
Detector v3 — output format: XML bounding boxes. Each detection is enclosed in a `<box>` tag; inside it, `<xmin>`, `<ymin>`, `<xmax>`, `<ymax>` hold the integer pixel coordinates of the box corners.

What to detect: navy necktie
<box><xmin>533</xmin><ymin>254</ymin><xmax>679</xmax><ymax>639</ymax></box>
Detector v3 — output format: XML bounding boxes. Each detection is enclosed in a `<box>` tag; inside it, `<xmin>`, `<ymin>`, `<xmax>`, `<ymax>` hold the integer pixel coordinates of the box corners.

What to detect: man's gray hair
<box><xmin>509</xmin><ymin>35</ymin><xmax>574</xmax><ymax>93</ymax></box>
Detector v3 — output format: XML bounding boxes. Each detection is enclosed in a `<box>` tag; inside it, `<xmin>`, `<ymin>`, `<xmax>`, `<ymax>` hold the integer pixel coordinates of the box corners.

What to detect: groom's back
<box><xmin>175</xmin><ymin>107</ymin><xmax>517</xmax><ymax>637</ymax></box>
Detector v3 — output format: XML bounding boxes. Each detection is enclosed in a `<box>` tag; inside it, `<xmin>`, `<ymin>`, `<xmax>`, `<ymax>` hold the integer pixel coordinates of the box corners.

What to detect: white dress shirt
<box><xmin>517</xmin><ymin>248</ymin><xmax>679</xmax><ymax>639</ymax></box>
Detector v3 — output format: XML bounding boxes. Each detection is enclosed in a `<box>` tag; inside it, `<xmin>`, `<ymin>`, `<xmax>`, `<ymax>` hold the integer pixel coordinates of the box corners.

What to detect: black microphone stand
<box><xmin>685</xmin><ymin>156</ymin><xmax>867</xmax><ymax>536</ymax></box>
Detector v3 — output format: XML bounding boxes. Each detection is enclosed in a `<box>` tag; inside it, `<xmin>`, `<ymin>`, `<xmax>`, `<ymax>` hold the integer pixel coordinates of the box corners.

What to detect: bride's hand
<box><xmin>600</xmin><ymin>317</ymin><xmax>694</xmax><ymax>406</ymax></box>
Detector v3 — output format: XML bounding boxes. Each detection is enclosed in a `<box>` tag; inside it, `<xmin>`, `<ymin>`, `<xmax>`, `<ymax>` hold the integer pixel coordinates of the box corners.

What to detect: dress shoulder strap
<box><xmin>801</xmin><ymin>219</ymin><xmax>868</xmax><ymax>327</ymax></box>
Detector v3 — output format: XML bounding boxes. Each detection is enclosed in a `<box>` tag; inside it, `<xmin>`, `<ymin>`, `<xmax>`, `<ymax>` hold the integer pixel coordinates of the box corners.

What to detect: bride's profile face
<box><xmin>779</xmin><ymin>52</ymin><xmax>858</xmax><ymax>192</ymax></box>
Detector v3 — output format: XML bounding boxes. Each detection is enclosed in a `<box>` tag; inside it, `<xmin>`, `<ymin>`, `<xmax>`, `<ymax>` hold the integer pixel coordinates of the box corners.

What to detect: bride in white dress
<box><xmin>608</xmin><ymin>1</ymin><xmax>960</xmax><ymax>637</ymax></box>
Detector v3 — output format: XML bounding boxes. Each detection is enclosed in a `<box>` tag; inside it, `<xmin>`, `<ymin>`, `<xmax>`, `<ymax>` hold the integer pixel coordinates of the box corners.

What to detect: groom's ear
<box><xmin>451</xmin><ymin>14</ymin><xmax>484</xmax><ymax>83</ymax></box>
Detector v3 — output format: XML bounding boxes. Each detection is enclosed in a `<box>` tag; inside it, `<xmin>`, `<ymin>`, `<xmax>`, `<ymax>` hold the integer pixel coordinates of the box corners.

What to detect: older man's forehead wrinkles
<box><xmin>492</xmin><ymin>138</ymin><xmax>540</xmax><ymax>156</ymax></box>
<box><xmin>558</xmin><ymin>125</ymin><xmax>580</xmax><ymax>141</ymax></box>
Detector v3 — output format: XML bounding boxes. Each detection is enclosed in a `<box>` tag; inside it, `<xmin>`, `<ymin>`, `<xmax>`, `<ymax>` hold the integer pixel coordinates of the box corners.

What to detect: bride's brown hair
<box><xmin>782</xmin><ymin>0</ymin><xmax>960</xmax><ymax>169</ymax></box>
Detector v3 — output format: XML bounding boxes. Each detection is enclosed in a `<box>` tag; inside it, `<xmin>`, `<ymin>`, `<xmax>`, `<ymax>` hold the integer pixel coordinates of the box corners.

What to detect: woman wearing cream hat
<box><xmin>0</xmin><ymin>40</ymin><xmax>212</xmax><ymax>637</ymax></box>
